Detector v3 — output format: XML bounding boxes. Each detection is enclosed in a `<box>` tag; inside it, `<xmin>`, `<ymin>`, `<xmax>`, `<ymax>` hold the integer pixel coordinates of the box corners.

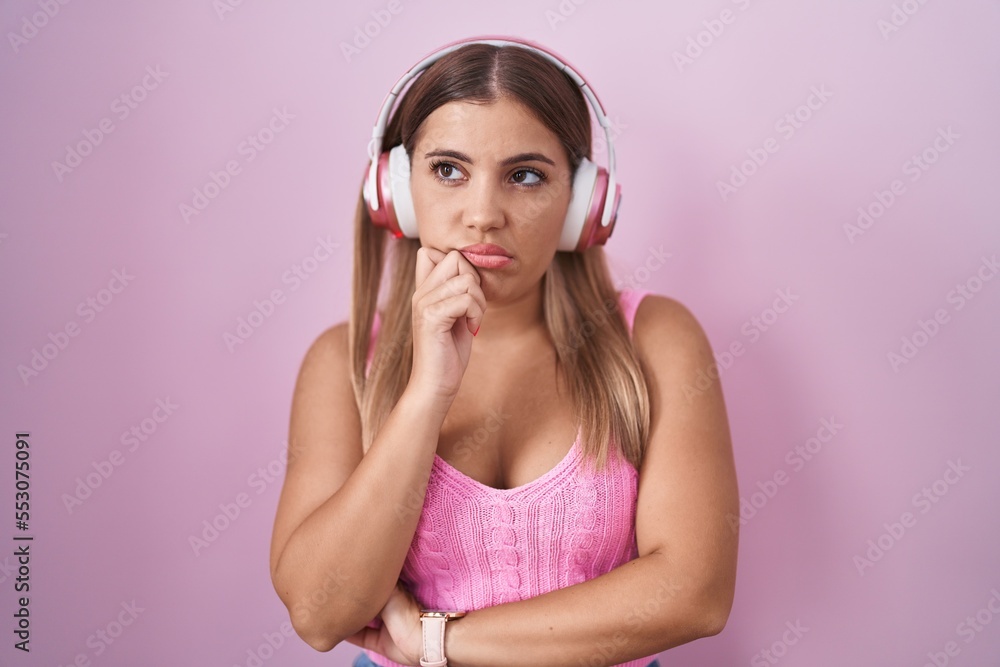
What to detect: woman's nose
<box><xmin>462</xmin><ymin>178</ymin><xmax>506</xmax><ymax>231</ymax></box>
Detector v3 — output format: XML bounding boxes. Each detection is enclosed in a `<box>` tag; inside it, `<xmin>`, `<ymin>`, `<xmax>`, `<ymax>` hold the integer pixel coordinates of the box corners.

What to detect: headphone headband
<box><xmin>364</xmin><ymin>35</ymin><xmax>619</xmax><ymax>232</ymax></box>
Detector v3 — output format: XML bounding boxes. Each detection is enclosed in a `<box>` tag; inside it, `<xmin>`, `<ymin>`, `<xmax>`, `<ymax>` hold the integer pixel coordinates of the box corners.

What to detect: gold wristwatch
<box><xmin>418</xmin><ymin>610</ymin><xmax>466</xmax><ymax>667</ymax></box>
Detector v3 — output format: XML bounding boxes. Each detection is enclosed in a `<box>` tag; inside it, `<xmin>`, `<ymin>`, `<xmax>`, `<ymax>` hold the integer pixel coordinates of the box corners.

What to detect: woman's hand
<box><xmin>409</xmin><ymin>246</ymin><xmax>487</xmax><ymax>404</ymax></box>
<box><xmin>344</xmin><ymin>580</ymin><xmax>424</xmax><ymax>666</ymax></box>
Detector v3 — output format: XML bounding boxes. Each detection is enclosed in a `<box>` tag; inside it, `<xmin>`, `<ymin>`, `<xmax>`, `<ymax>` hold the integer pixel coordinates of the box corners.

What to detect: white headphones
<box><xmin>362</xmin><ymin>34</ymin><xmax>622</xmax><ymax>252</ymax></box>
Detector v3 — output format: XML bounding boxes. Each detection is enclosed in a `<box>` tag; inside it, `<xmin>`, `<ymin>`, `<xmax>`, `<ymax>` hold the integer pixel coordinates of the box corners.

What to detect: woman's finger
<box><xmin>414</xmin><ymin>246</ymin><xmax>439</xmax><ymax>291</ymax></box>
<box><xmin>423</xmin><ymin>246</ymin><xmax>447</xmax><ymax>263</ymax></box>
<box><xmin>453</xmin><ymin>252</ymin><xmax>484</xmax><ymax>333</ymax></box>
<box><xmin>414</xmin><ymin>246</ymin><xmax>455</xmax><ymax>297</ymax></box>
<box><xmin>454</xmin><ymin>251</ymin><xmax>481</xmax><ymax>285</ymax></box>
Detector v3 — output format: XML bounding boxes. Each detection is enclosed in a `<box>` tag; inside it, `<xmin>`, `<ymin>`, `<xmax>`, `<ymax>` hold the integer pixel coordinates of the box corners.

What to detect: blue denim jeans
<box><xmin>352</xmin><ymin>651</ymin><xmax>661</xmax><ymax>667</ymax></box>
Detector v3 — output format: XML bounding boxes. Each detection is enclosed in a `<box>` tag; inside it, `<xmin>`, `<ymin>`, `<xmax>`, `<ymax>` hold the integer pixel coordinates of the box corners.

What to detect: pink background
<box><xmin>2</xmin><ymin>1</ymin><xmax>999</xmax><ymax>665</ymax></box>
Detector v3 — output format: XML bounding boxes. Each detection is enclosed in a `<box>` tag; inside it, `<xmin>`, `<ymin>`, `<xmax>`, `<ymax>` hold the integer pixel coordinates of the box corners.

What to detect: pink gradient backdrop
<box><xmin>2</xmin><ymin>1</ymin><xmax>999</xmax><ymax>665</ymax></box>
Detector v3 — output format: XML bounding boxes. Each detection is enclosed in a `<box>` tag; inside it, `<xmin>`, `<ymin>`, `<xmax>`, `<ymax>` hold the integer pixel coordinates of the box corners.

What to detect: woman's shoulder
<box><xmin>298</xmin><ymin>319</ymin><xmax>349</xmax><ymax>371</ymax></box>
<box><xmin>312</xmin><ymin>318</ymin><xmax>350</xmax><ymax>349</ymax></box>
<box><xmin>628</xmin><ymin>290</ymin><xmax>713</xmax><ymax>362</ymax></box>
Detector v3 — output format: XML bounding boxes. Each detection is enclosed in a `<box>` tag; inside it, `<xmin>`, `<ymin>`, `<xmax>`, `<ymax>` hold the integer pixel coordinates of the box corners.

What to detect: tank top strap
<box><xmin>617</xmin><ymin>288</ymin><xmax>654</xmax><ymax>335</ymax></box>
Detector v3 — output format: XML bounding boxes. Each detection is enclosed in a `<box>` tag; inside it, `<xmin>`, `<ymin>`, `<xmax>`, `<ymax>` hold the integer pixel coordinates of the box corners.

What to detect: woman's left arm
<box><xmin>446</xmin><ymin>295</ymin><xmax>740</xmax><ymax>667</ymax></box>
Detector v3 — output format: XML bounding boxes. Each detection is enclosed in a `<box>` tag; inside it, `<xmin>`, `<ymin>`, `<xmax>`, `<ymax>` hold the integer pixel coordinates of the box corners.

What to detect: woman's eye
<box><xmin>432</xmin><ymin>162</ymin><xmax>462</xmax><ymax>181</ymax></box>
<box><xmin>512</xmin><ymin>169</ymin><xmax>543</xmax><ymax>185</ymax></box>
<box><xmin>439</xmin><ymin>164</ymin><xmax>459</xmax><ymax>179</ymax></box>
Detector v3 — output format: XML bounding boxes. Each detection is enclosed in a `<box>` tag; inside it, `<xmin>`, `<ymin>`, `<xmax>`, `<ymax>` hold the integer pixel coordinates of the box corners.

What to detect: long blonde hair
<box><xmin>348</xmin><ymin>43</ymin><xmax>651</xmax><ymax>473</ymax></box>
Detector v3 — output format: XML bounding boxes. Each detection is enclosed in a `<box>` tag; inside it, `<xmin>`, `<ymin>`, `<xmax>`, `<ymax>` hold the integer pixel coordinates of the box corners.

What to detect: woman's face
<box><xmin>409</xmin><ymin>97</ymin><xmax>574</xmax><ymax>302</ymax></box>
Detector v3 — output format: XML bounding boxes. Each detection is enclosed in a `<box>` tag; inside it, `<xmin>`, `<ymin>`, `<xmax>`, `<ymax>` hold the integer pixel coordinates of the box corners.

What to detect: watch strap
<box><xmin>420</xmin><ymin>615</ymin><xmax>448</xmax><ymax>667</ymax></box>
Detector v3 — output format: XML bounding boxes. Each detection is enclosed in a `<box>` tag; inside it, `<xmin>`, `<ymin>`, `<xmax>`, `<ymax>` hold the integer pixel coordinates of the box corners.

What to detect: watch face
<box><xmin>420</xmin><ymin>610</ymin><xmax>466</xmax><ymax>618</ymax></box>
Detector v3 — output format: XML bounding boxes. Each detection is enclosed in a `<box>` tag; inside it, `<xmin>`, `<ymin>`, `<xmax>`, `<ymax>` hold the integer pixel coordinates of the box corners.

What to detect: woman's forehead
<box><xmin>416</xmin><ymin>99</ymin><xmax>564</xmax><ymax>162</ymax></box>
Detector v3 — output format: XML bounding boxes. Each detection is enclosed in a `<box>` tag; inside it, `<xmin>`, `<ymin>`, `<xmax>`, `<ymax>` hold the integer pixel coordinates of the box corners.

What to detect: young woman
<box><xmin>269</xmin><ymin>36</ymin><xmax>739</xmax><ymax>667</ymax></box>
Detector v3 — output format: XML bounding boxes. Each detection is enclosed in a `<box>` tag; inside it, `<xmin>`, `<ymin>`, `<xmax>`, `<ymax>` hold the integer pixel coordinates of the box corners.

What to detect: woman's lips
<box><xmin>460</xmin><ymin>252</ymin><xmax>513</xmax><ymax>269</ymax></box>
<box><xmin>458</xmin><ymin>243</ymin><xmax>513</xmax><ymax>269</ymax></box>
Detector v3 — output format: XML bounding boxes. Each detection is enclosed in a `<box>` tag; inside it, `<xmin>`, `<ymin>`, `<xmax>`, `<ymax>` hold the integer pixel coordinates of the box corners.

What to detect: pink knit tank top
<box><xmin>361</xmin><ymin>289</ymin><xmax>657</xmax><ymax>667</ymax></box>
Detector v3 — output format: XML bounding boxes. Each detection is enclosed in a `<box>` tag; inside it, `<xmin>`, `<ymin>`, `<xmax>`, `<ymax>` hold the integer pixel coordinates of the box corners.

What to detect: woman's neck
<box><xmin>472</xmin><ymin>283</ymin><xmax>546</xmax><ymax>347</ymax></box>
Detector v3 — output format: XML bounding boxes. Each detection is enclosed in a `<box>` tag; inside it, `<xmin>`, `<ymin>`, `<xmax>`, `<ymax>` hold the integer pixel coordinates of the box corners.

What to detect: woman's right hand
<box><xmin>409</xmin><ymin>246</ymin><xmax>486</xmax><ymax>405</ymax></box>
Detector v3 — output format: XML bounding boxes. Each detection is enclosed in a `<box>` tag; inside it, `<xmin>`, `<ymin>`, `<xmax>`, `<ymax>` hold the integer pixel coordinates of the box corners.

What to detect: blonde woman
<box><xmin>269</xmin><ymin>36</ymin><xmax>739</xmax><ymax>667</ymax></box>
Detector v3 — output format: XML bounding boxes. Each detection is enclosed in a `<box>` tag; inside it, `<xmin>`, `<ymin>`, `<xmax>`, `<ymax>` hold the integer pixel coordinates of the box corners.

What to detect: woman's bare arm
<box><xmin>269</xmin><ymin>321</ymin><xmax>449</xmax><ymax>651</ymax></box>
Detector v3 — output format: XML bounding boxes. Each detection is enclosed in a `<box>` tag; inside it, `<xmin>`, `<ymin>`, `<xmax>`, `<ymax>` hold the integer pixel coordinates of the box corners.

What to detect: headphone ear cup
<box><xmin>573</xmin><ymin>158</ymin><xmax>619</xmax><ymax>253</ymax></box>
<box><xmin>365</xmin><ymin>150</ymin><xmax>401</xmax><ymax>237</ymax></box>
<box><xmin>559</xmin><ymin>158</ymin><xmax>599</xmax><ymax>252</ymax></box>
<box><xmin>583</xmin><ymin>173</ymin><xmax>617</xmax><ymax>251</ymax></box>
<box><xmin>558</xmin><ymin>158</ymin><xmax>621</xmax><ymax>252</ymax></box>
<box><xmin>387</xmin><ymin>144</ymin><xmax>419</xmax><ymax>239</ymax></box>
<box><xmin>365</xmin><ymin>145</ymin><xmax>419</xmax><ymax>239</ymax></box>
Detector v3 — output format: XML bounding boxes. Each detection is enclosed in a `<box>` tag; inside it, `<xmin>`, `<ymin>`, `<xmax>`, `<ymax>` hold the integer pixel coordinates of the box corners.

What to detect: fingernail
<box><xmin>473</xmin><ymin>325</ymin><xmax>480</xmax><ymax>336</ymax></box>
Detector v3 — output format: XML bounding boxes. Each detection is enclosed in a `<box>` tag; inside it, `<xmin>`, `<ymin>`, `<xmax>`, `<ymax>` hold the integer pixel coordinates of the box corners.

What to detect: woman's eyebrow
<box><xmin>423</xmin><ymin>148</ymin><xmax>556</xmax><ymax>167</ymax></box>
